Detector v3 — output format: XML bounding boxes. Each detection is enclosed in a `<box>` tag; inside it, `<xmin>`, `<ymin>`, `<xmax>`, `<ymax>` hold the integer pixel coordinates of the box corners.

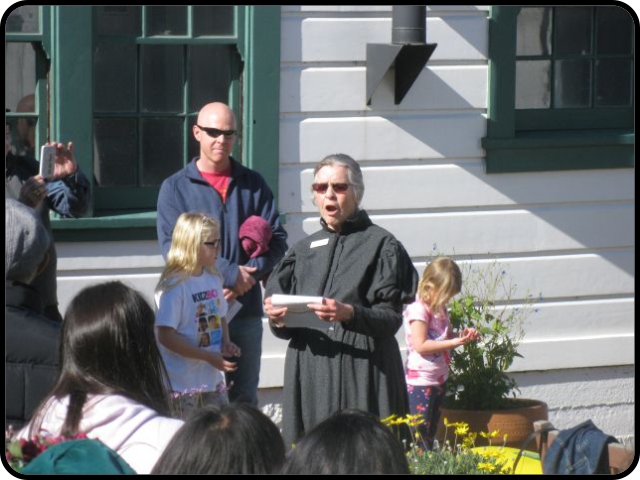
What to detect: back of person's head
<box><xmin>280</xmin><ymin>409</ymin><xmax>410</xmax><ymax>474</ymax></box>
<box><xmin>156</xmin><ymin>212</ymin><xmax>220</xmax><ymax>292</ymax></box>
<box><xmin>30</xmin><ymin>281</ymin><xmax>171</xmax><ymax>437</ymax></box>
<box><xmin>314</xmin><ymin>153</ymin><xmax>365</xmax><ymax>205</ymax></box>
<box><xmin>418</xmin><ymin>256</ymin><xmax>462</xmax><ymax>309</ymax></box>
<box><xmin>5</xmin><ymin>198</ymin><xmax>50</xmax><ymax>284</ymax></box>
<box><xmin>151</xmin><ymin>403</ymin><xmax>285</xmax><ymax>474</ymax></box>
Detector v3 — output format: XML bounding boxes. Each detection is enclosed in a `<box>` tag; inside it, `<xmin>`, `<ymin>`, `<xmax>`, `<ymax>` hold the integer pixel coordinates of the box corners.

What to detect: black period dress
<box><xmin>265</xmin><ymin>210</ymin><xmax>418</xmax><ymax>447</ymax></box>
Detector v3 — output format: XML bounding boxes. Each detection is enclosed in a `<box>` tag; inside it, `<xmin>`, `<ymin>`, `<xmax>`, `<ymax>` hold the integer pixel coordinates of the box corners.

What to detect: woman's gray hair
<box><xmin>312</xmin><ymin>153</ymin><xmax>365</xmax><ymax>205</ymax></box>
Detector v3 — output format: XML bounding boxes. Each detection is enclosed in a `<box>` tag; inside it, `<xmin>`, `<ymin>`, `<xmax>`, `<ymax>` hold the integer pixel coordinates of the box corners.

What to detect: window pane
<box><xmin>94</xmin><ymin>43</ymin><xmax>137</xmax><ymax>112</ymax></box>
<box><xmin>555</xmin><ymin>7</ymin><xmax>591</xmax><ymax>56</ymax></box>
<box><xmin>147</xmin><ymin>6</ymin><xmax>187</xmax><ymax>36</ymax></box>
<box><xmin>6</xmin><ymin>6</ymin><xmax>39</xmax><ymax>33</ymax></box>
<box><xmin>193</xmin><ymin>6</ymin><xmax>234</xmax><ymax>36</ymax></box>
<box><xmin>95</xmin><ymin>6</ymin><xmax>141</xmax><ymax>36</ymax></box>
<box><xmin>5</xmin><ymin>42</ymin><xmax>37</xmax><ymax>157</ymax></box>
<box><xmin>141</xmin><ymin>46</ymin><xmax>184</xmax><ymax>113</ymax></box>
<box><xmin>141</xmin><ymin>119</ymin><xmax>183</xmax><ymax>186</ymax></box>
<box><xmin>94</xmin><ymin>119</ymin><xmax>138</xmax><ymax>187</ymax></box>
<box><xmin>554</xmin><ymin>60</ymin><xmax>591</xmax><ymax>108</ymax></box>
<box><xmin>188</xmin><ymin>116</ymin><xmax>200</xmax><ymax>160</ymax></box>
<box><xmin>517</xmin><ymin>7</ymin><xmax>552</xmax><ymax>56</ymax></box>
<box><xmin>596</xmin><ymin>59</ymin><xmax>632</xmax><ymax>106</ymax></box>
<box><xmin>7</xmin><ymin>116</ymin><xmax>37</xmax><ymax>158</ymax></box>
<box><xmin>597</xmin><ymin>7</ymin><xmax>633</xmax><ymax>55</ymax></box>
<box><xmin>516</xmin><ymin>60</ymin><xmax>551</xmax><ymax>109</ymax></box>
<box><xmin>5</xmin><ymin>43</ymin><xmax>36</xmax><ymax>112</ymax></box>
<box><xmin>189</xmin><ymin>45</ymin><xmax>231</xmax><ymax>111</ymax></box>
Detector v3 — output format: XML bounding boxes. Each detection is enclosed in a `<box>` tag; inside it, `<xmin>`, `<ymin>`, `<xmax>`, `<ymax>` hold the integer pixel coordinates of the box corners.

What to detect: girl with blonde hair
<box><xmin>155</xmin><ymin>212</ymin><xmax>240</xmax><ymax>418</ymax></box>
<box><xmin>403</xmin><ymin>256</ymin><xmax>479</xmax><ymax>449</ymax></box>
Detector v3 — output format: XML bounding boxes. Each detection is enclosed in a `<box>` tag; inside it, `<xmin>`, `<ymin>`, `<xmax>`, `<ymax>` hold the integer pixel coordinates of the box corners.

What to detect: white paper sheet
<box><xmin>271</xmin><ymin>294</ymin><xmax>330</xmax><ymax>329</ymax></box>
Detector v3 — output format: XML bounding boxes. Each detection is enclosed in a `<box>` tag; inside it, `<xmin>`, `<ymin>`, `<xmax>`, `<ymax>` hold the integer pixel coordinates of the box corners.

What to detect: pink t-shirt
<box><xmin>403</xmin><ymin>298</ymin><xmax>451</xmax><ymax>387</ymax></box>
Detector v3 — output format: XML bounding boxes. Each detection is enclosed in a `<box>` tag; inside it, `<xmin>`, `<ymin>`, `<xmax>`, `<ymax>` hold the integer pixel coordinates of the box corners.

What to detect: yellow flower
<box><xmin>477</xmin><ymin>462</ymin><xmax>496</xmax><ymax>472</ymax></box>
<box><xmin>479</xmin><ymin>429</ymin><xmax>500</xmax><ymax>439</ymax></box>
<box><xmin>455</xmin><ymin>424</ymin><xmax>469</xmax><ymax>436</ymax></box>
<box><xmin>381</xmin><ymin>414</ymin><xmax>397</xmax><ymax>426</ymax></box>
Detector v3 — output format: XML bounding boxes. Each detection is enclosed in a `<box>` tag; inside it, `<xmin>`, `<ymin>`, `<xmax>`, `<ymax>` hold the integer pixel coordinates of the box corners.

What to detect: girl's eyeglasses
<box><xmin>203</xmin><ymin>239</ymin><xmax>221</xmax><ymax>249</ymax></box>
<box><xmin>311</xmin><ymin>182</ymin><xmax>351</xmax><ymax>194</ymax></box>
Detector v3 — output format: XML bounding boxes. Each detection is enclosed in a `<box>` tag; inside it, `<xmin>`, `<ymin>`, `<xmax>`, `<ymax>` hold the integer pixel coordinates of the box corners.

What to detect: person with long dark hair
<box><xmin>20</xmin><ymin>281</ymin><xmax>184</xmax><ymax>474</ymax></box>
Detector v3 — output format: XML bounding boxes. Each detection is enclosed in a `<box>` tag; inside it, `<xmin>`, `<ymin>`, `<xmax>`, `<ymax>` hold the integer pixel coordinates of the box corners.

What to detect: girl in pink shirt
<box><xmin>403</xmin><ymin>257</ymin><xmax>479</xmax><ymax>449</ymax></box>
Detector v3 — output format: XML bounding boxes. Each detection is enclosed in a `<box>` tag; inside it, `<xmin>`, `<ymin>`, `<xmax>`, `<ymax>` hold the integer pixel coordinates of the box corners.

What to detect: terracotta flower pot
<box><xmin>435</xmin><ymin>399</ymin><xmax>548</xmax><ymax>451</ymax></box>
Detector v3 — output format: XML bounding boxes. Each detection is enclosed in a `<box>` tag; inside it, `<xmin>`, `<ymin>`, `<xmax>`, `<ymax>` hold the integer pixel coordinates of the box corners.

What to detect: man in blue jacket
<box><xmin>157</xmin><ymin>102</ymin><xmax>288</xmax><ymax>406</ymax></box>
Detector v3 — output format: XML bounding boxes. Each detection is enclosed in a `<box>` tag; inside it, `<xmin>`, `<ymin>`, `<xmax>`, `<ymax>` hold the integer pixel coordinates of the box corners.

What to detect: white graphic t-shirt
<box><xmin>155</xmin><ymin>272</ymin><xmax>228</xmax><ymax>393</ymax></box>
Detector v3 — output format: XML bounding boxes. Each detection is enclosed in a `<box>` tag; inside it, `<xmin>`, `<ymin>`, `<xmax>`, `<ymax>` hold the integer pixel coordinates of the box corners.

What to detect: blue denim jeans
<box><xmin>225</xmin><ymin>316</ymin><xmax>263</xmax><ymax>406</ymax></box>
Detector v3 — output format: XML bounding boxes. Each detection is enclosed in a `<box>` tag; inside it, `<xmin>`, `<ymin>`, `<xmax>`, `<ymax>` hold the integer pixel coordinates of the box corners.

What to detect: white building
<box><xmin>6</xmin><ymin>5</ymin><xmax>634</xmax><ymax>442</ymax></box>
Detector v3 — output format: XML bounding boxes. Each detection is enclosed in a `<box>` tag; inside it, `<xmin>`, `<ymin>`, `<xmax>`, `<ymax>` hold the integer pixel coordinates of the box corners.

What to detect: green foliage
<box><xmin>383</xmin><ymin>415</ymin><xmax>512</xmax><ymax>475</ymax></box>
<box><xmin>443</xmin><ymin>258</ymin><xmax>538</xmax><ymax>410</ymax></box>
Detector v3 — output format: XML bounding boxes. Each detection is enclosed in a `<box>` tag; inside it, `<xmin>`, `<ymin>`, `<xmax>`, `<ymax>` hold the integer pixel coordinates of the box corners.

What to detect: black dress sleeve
<box><xmin>345</xmin><ymin>237</ymin><xmax>418</xmax><ymax>338</ymax></box>
<box><xmin>264</xmin><ymin>248</ymin><xmax>298</xmax><ymax>340</ymax></box>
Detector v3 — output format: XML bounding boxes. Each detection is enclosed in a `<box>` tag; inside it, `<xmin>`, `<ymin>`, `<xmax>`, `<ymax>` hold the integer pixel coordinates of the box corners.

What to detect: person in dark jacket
<box><xmin>264</xmin><ymin>153</ymin><xmax>418</xmax><ymax>448</ymax></box>
<box><xmin>5</xmin><ymin>121</ymin><xmax>90</xmax><ymax>322</ymax></box>
<box><xmin>156</xmin><ymin>102</ymin><xmax>288</xmax><ymax>406</ymax></box>
<box><xmin>5</xmin><ymin>198</ymin><xmax>61</xmax><ymax>430</ymax></box>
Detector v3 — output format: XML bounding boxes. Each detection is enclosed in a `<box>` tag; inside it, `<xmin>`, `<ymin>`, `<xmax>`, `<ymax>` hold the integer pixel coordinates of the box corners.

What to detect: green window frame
<box><xmin>482</xmin><ymin>6</ymin><xmax>634</xmax><ymax>174</ymax></box>
<box><xmin>5</xmin><ymin>6</ymin><xmax>50</xmax><ymax>158</ymax></box>
<box><xmin>35</xmin><ymin>5</ymin><xmax>280</xmax><ymax>241</ymax></box>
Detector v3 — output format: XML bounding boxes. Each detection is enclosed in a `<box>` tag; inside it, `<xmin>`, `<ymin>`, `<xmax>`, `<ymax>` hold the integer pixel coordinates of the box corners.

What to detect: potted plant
<box><xmin>433</xmin><ymin>257</ymin><xmax>548</xmax><ymax>450</ymax></box>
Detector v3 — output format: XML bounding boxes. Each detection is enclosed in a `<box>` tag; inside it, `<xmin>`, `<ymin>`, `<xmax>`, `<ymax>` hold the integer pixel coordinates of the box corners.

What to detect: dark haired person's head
<box><xmin>280</xmin><ymin>409</ymin><xmax>410</xmax><ymax>474</ymax></box>
<box><xmin>151</xmin><ymin>403</ymin><xmax>285</xmax><ymax>474</ymax></box>
<box><xmin>30</xmin><ymin>281</ymin><xmax>171</xmax><ymax>436</ymax></box>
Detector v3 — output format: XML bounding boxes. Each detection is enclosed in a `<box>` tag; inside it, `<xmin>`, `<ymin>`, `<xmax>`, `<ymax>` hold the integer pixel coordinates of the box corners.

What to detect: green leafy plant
<box><xmin>444</xmin><ymin>257</ymin><xmax>539</xmax><ymax>410</ymax></box>
<box><xmin>382</xmin><ymin>415</ymin><xmax>512</xmax><ymax>475</ymax></box>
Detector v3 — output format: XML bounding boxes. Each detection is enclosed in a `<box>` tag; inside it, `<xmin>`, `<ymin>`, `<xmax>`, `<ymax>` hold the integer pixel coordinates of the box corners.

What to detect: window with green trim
<box><xmin>92</xmin><ymin>6</ymin><xmax>241</xmax><ymax>214</ymax></box>
<box><xmin>5</xmin><ymin>5</ymin><xmax>281</xmax><ymax>237</ymax></box>
<box><xmin>483</xmin><ymin>6</ymin><xmax>634</xmax><ymax>173</ymax></box>
<box><xmin>5</xmin><ymin>5</ymin><xmax>48</xmax><ymax>158</ymax></box>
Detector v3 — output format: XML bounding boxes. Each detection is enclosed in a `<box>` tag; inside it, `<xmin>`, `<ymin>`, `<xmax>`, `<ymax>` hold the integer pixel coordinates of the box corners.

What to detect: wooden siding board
<box><xmin>286</xmin><ymin>204</ymin><xmax>634</xmax><ymax>256</ymax></box>
<box><xmin>281</xmin><ymin>16</ymin><xmax>488</xmax><ymax>63</ymax></box>
<box><xmin>278</xmin><ymin>164</ymin><xmax>635</xmax><ymax>213</ymax></box>
<box><xmin>280</xmin><ymin>65</ymin><xmax>487</xmax><ymax>113</ymax></box>
<box><xmin>280</xmin><ymin>114</ymin><xmax>486</xmax><ymax>163</ymax></box>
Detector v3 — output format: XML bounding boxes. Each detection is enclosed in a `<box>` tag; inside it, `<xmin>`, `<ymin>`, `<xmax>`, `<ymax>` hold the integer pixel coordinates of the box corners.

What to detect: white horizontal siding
<box><xmin>281</xmin><ymin>15</ymin><xmax>488</xmax><ymax>63</ymax></box>
<box><xmin>285</xmin><ymin>204</ymin><xmax>634</xmax><ymax>256</ymax></box>
<box><xmin>278</xmin><ymin>163</ymin><xmax>635</xmax><ymax>213</ymax></box>
<box><xmin>280</xmin><ymin>114</ymin><xmax>486</xmax><ymax>163</ymax></box>
<box><xmin>512</xmin><ymin>336</ymin><xmax>634</xmax><ymax>371</ymax></box>
<box><xmin>280</xmin><ymin>65</ymin><xmax>487</xmax><ymax>113</ymax></box>
<box><xmin>282</xmin><ymin>6</ymin><xmax>491</xmax><ymax>14</ymax></box>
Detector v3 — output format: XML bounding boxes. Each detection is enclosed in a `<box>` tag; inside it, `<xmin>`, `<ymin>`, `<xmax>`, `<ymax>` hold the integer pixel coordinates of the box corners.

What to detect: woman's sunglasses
<box><xmin>311</xmin><ymin>182</ymin><xmax>351</xmax><ymax>194</ymax></box>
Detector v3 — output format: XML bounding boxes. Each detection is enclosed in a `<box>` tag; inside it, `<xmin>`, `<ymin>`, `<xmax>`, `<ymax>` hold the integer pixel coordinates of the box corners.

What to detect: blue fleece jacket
<box><xmin>156</xmin><ymin>157</ymin><xmax>288</xmax><ymax>320</ymax></box>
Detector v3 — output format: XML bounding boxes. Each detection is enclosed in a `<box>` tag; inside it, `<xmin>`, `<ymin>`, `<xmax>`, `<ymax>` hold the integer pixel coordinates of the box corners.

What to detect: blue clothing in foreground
<box><xmin>543</xmin><ymin>419</ymin><xmax>618</xmax><ymax>474</ymax></box>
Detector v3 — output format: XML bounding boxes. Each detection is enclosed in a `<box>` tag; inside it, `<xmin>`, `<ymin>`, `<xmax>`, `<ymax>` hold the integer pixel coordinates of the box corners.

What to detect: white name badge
<box><xmin>310</xmin><ymin>238</ymin><xmax>330</xmax><ymax>249</ymax></box>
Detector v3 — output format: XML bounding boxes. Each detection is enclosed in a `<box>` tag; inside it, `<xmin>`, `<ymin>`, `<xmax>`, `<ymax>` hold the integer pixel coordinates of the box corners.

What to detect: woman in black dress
<box><xmin>264</xmin><ymin>153</ymin><xmax>418</xmax><ymax>447</ymax></box>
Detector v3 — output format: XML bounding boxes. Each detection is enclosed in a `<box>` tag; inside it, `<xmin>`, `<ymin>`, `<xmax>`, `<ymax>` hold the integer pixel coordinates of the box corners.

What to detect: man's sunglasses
<box><xmin>196</xmin><ymin>125</ymin><xmax>236</xmax><ymax>139</ymax></box>
<box><xmin>311</xmin><ymin>182</ymin><xmax>351</xmax><ymax>194</ymax></box>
